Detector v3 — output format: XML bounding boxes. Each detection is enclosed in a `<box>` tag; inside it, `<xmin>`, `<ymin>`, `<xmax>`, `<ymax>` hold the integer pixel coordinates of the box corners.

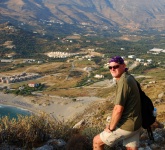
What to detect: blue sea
<box><xmin>0</xmin><ymin>105</ymin><xmax>32</xmax><ymax>119</ymax></box>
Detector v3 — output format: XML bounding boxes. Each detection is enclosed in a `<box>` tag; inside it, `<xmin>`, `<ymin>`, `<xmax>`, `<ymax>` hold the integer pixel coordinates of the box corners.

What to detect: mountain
<box><xmin>1</xmin><ymin>0</ymin><xmax>165</xmax><ymax>33</ymax></box>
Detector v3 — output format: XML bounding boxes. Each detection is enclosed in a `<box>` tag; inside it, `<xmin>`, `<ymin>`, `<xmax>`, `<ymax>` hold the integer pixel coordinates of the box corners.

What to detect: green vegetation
<box><xmin>130</xmin><ymin>64</ymin><xmax>158</xmax><ymax>74</ymax></box>
<box><xmin>76</xmin><ymin>76</ymin><xmax>89</xmax><ymax>87</ymax></box>
<box><xmin>5</xmin><ymin>83</ymin><xmax>45</xmax><ymax>96</ymax></box>
<box><xmin>1</xmin><ymin>22</ymin><xmax>165</xmax><ymax>62</ymax></box>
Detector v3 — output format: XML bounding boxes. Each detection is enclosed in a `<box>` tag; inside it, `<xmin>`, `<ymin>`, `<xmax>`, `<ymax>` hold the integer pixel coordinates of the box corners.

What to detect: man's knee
<box><xmin>93</xmin><ymin>135</ymin><xmax>99</xmax><ymax>144</ymax></box>
<box><xmin>93</xmin><ymin>134</ymin><xmax>104</xmax><ymax>145</ymax></box>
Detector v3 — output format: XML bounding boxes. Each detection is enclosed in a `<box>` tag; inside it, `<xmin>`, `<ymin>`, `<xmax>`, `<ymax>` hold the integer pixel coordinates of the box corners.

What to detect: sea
<box><xmin>0</xmin><ymin>104</ymin><xmax>32</xmax><ymax>119</ymax></box>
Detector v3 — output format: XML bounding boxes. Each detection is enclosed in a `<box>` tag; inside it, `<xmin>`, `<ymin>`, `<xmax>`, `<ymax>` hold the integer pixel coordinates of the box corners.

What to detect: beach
<box><xmin>0</xmin><ymin>79</ymin><xmax>113</xmax><ymax>122</ymax></box>
<box><xmin>0</xmin><ymin>92</ymin><xmax>106</xmax><ymax>122</ymax></box>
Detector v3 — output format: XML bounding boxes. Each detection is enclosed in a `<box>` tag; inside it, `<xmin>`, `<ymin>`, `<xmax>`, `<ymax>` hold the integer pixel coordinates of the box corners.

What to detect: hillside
<box><xmin>0</xmin><ymin>58</ymin><xmax>164</xmax><ymax>122</ymax></box>
<box><xmin>0</xmin><ymin>0</ymin><xmax>165</xmax><ymax>32</ymax></box>
<box><xmin>0</xmin><ymin>54</ymin><xmax>165</xmax><ymax>149</ymax></box>
<box><xmin>1</xmin><ymin>22</ymin><xmax>165</xmax><ymax>60</ymax></box>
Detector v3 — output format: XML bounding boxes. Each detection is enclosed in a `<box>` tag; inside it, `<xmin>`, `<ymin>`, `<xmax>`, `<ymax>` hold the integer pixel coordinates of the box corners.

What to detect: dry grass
<box><xmin>74</xmin><ymin>60</ymin><xmax>97</xmax><ymax>68</ymax></box>
<box><xmin>0</xmin><ymin>112</ymin><xmax>74</xmax><ymax>148</ymax></box>
<box><xmin>144</xmin><ymin>68</ymin><xmax>165</xmax><ymax>80</ymax></box>
<box><xmin>142</xmin><ymin>80</ymin><xmax>165</xmax><ymax>100</ymax></box>
<box><xmin>43</xmin><ymin>87</ymin><xmax>90</xmax><ymax>97</ymax></box>
<box><xmin>95</xmin><ymin>87</ymin><xmax>116</xmax><ymax>98</ymax></box>
<box><xmin>0</xmin><ymin>62</ymin><xmax>65</xmax><ymax>75</ymax></box>
<box><xmin>4</xmin><ymin>60</ymin><xmax>92</xmax><ymax>90</ymax></box>
<box><xmin>140</xmin><ymin>77</ymin><xmax>165</xmax><ymax>123</ymax></box>
<box><xmin>25</xmin><ymin>62</ymin><xmax>66</xmax><ymax>74</ymax></box>
<box><xmin>43</xmin><ymin>83</ymin><xmax>115</xmax><ymax>98</ymax></box>
<box><xmin>6</xmin><ymin>59</ymin><xmax>97</xmax><ymax>97</ymax></box>
<box><xmin>119</xmin><ymin>35</ymin><xmax>142</xmax><ymax>41</ymax></box>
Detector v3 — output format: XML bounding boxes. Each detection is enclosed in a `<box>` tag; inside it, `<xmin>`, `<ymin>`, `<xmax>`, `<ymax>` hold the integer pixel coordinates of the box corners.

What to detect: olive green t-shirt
<box><xmin>114</xmin><ymin>72</ymin><xmax>142</xmax><ymax>131</ymax></box>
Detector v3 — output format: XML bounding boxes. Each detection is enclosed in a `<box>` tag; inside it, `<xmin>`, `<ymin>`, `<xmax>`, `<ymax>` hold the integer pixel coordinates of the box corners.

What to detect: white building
<box><xmin>128</xmin><ymin>55</ymin><xmax>136</xmax><ymax>59</ymax></box>
<box><xmin>1</xmin><ymin>59</ymin><xmax>13</xmax><ymax>63</ymax></box>
<box><xmin>94</xmin><ymin>74</ymin><xmax>104</xmax><ymax>79</ymax></box>
<box><xmin>136</xmin><ymin>58</ymin><xmax>144</xmax><ymax>62</ymax></box>
<box><xmin>147</xmin><ymin>59</ymin><xmax>152</xmax><ymax>63</ymax></box>
<box><xmin>148</xmin><ymin>48</ymin><xmax>164</xmax><ymax>54</ymax></box>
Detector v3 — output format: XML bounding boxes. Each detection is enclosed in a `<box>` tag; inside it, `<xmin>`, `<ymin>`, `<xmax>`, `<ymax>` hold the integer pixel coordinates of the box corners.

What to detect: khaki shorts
<box><xmin>100</xmin><ymin>128</ymin><xmax>141</xmax><ymax>148</ymax></box>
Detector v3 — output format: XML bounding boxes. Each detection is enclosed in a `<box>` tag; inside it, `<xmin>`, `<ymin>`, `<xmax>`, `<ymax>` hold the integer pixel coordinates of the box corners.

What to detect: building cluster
<box><xmin>22</xmin><ymin>59</ymin><xmax>43</xmax><ymax>64</ymax></box>
<box><xmin>127</xmin><ymin>55</ymin><xmax>153</xmax><ymax>65</ymax></box>
<box><xmin>148</xmin><ymin>48</ymin><xmax>165</xmax><ymax>55</ymax></box>
<box><xmin>23</xmin><ymin>59</ymin><xmax>36</xmax><ymax>63</ymax></box>
<box><xmin>39</xmin><ymin>19</ymin><xmax>64</xmax><ymax>25</ymax></box>
<box><xmin>46</xmin><ymin>51</ymin><xmax>78</xmax><ymax>58</ymax></box>
<box><xmin>0</xmin><ymin>72</ymin><xmax>40</xmax><ymax>84</ymax></box>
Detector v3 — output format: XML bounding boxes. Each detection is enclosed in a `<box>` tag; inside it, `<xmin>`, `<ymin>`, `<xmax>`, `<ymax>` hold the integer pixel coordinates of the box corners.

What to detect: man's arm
<box><xmin>106</xmin><ymin>105</ymin><xmax>124</xmax><ymax>131</ymax></box>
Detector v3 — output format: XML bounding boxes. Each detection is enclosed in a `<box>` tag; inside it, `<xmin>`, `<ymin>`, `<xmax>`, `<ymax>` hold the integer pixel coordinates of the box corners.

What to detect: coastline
<box><xmin>0</xmin><ymin>92</ymin><xmax>38</xmax><ymax>114</ymax></box>
<box><xmin>0</xmin><ymin>92</ymin><xmax>106</xmax><ymax>122</ymax></box>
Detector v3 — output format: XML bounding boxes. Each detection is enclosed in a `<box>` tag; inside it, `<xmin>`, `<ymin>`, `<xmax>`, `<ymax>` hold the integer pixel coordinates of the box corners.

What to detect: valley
<box><xmin>0</xmin><ymin>1</ymin><xmax>165</xmax><ymax>149</ymax></box>
<box><xmin>0</xmin><ymin>54</ymin><xmax>164</xmax><ymax>124</ymax></box>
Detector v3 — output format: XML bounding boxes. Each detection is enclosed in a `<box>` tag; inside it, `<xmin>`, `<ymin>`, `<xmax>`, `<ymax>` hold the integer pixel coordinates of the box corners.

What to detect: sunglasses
<box><xmin>108</xmin><ymin>65</ymin><xmax>120</xmax><ymax>70</ymax></box>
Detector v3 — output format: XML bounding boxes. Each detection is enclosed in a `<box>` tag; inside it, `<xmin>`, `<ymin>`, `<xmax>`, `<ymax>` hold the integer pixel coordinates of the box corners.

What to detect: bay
<box><xmin>0</xmin><ymin>104</ymin><xmax>32</xmax><ymax>119</ymax></box>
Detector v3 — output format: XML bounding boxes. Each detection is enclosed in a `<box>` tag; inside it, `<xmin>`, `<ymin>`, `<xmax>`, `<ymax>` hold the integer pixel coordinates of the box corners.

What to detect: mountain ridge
<box><xmin>1</xmin><ymin>0</ymin><xmax>165</xmax><ymax>32</ymax></box>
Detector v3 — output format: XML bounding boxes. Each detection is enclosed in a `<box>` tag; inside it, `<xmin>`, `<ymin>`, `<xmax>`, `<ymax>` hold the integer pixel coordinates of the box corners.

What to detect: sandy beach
<box><xmin>0</xmin><ymin>92</ymin><xmax>106</xmax><ymax>122</ymax></box>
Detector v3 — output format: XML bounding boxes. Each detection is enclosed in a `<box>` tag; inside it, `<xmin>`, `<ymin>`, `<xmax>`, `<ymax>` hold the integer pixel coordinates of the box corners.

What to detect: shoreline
<box><xmin>0</xmin><ymin>92</ymin><xmax>39</xmax><ymax>114</ymax></box>
<box><xmin>0</xmin><ymin>92</ymin><xmax>106</xmax><ymax>122</ymax></box>
<box><xmin>0</xmin><ymin>103</ymin><xmax>33</xmax><ymax>114</ymax></box>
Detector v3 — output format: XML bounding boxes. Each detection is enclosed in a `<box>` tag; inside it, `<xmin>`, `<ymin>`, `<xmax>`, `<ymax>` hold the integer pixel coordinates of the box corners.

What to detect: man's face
<box><xmin>109</xmin><ymin>62</ymin><xmax>126</xmax><ymax>80</ymax></box>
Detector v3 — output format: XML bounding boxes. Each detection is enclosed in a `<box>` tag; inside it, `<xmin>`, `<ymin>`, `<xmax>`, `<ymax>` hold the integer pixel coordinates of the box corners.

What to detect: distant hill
<box><xmin>1</xmin><ymin>0</ymin><xmax>165</xmax><ymax>32</ymax></box>
<box><xmin>0</xmin><ymin>23</ymin><xmax>45</xmax><ymax>58</ymax></box>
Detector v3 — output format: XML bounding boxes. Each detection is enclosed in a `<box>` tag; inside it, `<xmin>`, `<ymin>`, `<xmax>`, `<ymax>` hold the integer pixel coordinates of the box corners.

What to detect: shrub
<box><xmin>0</xmin><ymin>112</ymin><xmax>73</xmax><ymax>148</ymax></box>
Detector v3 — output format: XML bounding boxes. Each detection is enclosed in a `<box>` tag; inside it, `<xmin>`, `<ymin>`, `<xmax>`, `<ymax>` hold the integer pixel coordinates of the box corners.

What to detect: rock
<box><xmin>140</xmin><ymin>132</ymin><xmax>148</xmax><ymax>140</ymax></box>
<box><xmin>150</xmin><ymin>143</ymin><xmax>160</xmax><ymax>150</ymax></box>
<box><xmin>35</xmin><ymin>145</ymin><xmax>53</xmax><ymax>150</ymax></box>
<box><xmin>48</xmin><ymin>139</ymin><xmax>66</xmax><ymax>147</ymax></box>
<box><xmin>154</xmin><ymin>99</ymin><xmax>163</xmax><ymax>104</ymax></box>
<box><xmin>106</xmin><ymin>116</ymin><xmax>111</xmax><ymax>122</ymax></box>
<box><xmin>149</xmin><ymin>81</ymin><xmax>156</xmax><ymax>84</ymax></box>
<box><xmin>142</xmin><ymin>146</ymin><xmax>152</xmax><ymax>150</ymax></box>
<box><xmin>66</xmin><ymin>134</ymin><xmax>91</xmax><ymax>150</ymax></box>
<box><xmin>158</xmin><ymin>92</ymin><xmax>164</xmax><ymax>99</ymax></box>
<box><xmin>73</xmin><ymin>119</ymin><xmax>85</xmax><ymax>129</ymax></box>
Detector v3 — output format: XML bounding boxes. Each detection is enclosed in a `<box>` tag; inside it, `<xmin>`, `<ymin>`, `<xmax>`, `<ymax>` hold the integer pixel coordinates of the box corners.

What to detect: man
<box><xmin>93</xmin><ymin>56</ymin><xmax>142</xmax><ymax>150</ymax></box>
